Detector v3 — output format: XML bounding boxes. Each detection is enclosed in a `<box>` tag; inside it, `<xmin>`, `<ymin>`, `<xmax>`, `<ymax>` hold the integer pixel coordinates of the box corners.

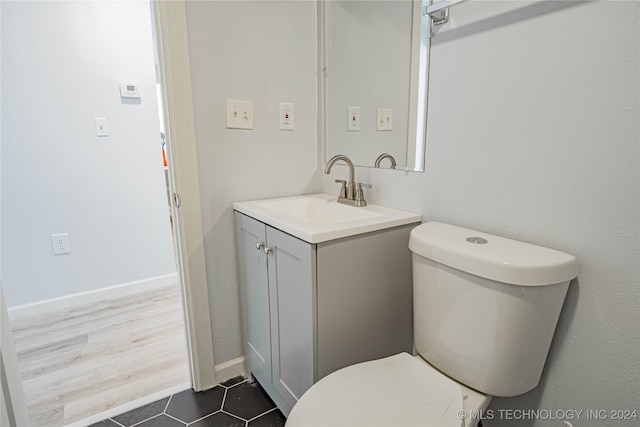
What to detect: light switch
<box><xmin>376</xmin><ymin>108</ymin><xmax>392</xmax><ymax>131</ymax></box>
<box><xmin>226</xmin><ymin>99</ymin><xmax>254</xmax><ymax>130</ymax></box>
<box><xmin>94</xmin><ymin>118</ymin><xmax>110</xmax><ymax>137</ymax></box>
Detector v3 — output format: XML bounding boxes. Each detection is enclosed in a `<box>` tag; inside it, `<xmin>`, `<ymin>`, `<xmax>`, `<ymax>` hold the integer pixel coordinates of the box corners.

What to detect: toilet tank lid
<box><xmin>409</xmin><ymin>222</ymin><xmax>578</xmax><ymax>286</ymax></box>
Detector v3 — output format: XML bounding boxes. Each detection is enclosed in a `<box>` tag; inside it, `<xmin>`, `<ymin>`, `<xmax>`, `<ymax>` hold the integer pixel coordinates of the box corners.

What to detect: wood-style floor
<box><xmin>10</xmin><ymin>284</ymin><xmax>191</xmax><ymax>427</ymax></box>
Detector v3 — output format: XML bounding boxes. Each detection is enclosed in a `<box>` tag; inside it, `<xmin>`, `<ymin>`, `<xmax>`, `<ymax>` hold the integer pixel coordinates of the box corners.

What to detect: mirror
<box><xmin>322</xmin><ymin>0</ymin><xmax>429</xmax><ymax>172</ymax></box>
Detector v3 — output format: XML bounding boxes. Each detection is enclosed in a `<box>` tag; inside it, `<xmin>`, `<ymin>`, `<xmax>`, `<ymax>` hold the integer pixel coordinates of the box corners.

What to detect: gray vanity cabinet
<box><xmin>235</xmin><ymin>212</ymin><xmax>315</xmax><ymax>415</ymax></box>
<box><xmin>235</xmin><ymin>211</ymin><xmax>417</xmax><ymax>416</ymax></box>
<box><xmin>234</xmin><ymin>213</ymin><xmax>272</xmax><ymax>391</ymax></box>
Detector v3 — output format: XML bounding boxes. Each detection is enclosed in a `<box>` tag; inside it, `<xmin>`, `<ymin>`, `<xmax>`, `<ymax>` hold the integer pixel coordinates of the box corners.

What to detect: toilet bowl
<box><xmin>285</xmin><ymin>222</ymin><xmax>577</xmax><ymax>427</ymax></box>
<box><xmin>286</xmin><ymin>352</ymin><xmax>490</xmax><ymax>427</ymax></box>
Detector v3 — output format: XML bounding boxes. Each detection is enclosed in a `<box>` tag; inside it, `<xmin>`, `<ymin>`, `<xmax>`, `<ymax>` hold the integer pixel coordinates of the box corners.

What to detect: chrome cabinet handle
<box><xmin>256</xmin><ymin>242</ymin><xmax>272</xmax><ymax>254</ymax></box>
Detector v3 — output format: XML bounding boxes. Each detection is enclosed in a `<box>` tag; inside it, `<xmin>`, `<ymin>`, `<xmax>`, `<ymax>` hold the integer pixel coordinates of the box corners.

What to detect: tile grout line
<box><xmin>181</xmin><ymin>384</ymin><xmax>237</xmax><ymax>426</ymax></box>
<box><xmin>186</xmin><ymin>410</ymin><xmax>222</xmax><ymax>426</ymax></box>
<box><xmin>163</xmin><ymin>394</ymin><xmax>173</xmax><ymax>413</ymax></box>
<box><xmin>218</xmin><ymin>410</ymin><xmax>250</xmax><ymax>427</ymax></box>
<box><xmin>164</xmin><ymin>411</ymin><xmax>188</xmax><ymax>426</ymax></box>
<box><xmin>157</xmin><ymin>390</ymin><xmax>187</xmax><ymax>426</ymax></box>
<box><xmin>129</xmin><ymin>413</ymin><xmax>167</xmax><ymax>427</ymax></box>
<box><xmin>246</xmin><ymin>406</ymin><xmax>279</xmax><ymax>423</ymax></box>
<box><xmin>225</xmin><ymin>378</ymin><xmax>261</xmax><ymax>427</ymax></box>
<box><xmin>182</xmin><ymin>379</ymin><xmax>264</xmax><ymax>426</ymax></box>
<box><xmin>220</xmin><ymin>387</ymin><xmax>228</xmax><ymax>410</ymax></box>
<box><xmin>122</xmin><ymin>395</ymin><xmax>175</xmax><ymax>427</ymax></box>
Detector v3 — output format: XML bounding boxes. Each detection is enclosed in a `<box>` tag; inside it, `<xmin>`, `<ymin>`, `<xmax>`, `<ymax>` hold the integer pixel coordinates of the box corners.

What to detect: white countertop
<box><xmin>233</xmin><ymin>193</ymin><xmax>422</xmax><ymax>243</ymax></box>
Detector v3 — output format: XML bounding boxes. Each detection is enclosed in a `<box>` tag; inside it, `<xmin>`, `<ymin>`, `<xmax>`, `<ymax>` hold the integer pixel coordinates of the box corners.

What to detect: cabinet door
<box><xmin>235</xmin><ymin>213</ymin><xmax>271</xmax><ymax>387</ymax></box>
<box><xmin>266</xmin><ymin>226</ymin><xmax>315</xmax><ymax>409</ymax></box>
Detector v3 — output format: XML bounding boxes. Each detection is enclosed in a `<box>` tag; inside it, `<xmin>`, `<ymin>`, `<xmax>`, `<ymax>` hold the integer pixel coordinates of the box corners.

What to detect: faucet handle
<box><xmin>355</xmin><ymin>183</ymin><xmax>371</xmax><ymax>207</ymax></box>
<box><xmin>334</xmin><ymin>179</ymin><xmax>348</xmax><ymax>199</ymax></box>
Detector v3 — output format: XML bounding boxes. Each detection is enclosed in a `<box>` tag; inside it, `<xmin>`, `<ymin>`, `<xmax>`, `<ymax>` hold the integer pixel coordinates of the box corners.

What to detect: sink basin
<box><xmin>234</xmin><ymin>194</ymin><xmax>421</xmax><ymax>243</ymax></box>
<box><xmin>256</xmin><ymin>196</ymin><xmax>382</xmax><ymax>225</ymax></box>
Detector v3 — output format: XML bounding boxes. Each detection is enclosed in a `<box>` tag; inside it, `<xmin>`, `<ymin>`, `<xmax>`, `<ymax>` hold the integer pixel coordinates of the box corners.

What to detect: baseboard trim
<box><xmin>215</xmin><ymin>356</ymin><xmax>246</xmax><ymax>384</ymax></box>
<box><xmin>8</xmin><ymin>273</ymin><xmax>179</xmax><ymax>320</ymax></box>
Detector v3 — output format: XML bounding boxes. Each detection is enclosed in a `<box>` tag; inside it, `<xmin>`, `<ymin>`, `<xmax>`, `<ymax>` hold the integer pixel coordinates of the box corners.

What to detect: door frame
<box><xmin>151</xmin><ymin>0</ymin><xmax>217</xmax><ymax>391</ymax></box>
<box><xmin>1</xmin><ymin>285</ymin><xmax>30</xmax><ymax>427</ymax></box>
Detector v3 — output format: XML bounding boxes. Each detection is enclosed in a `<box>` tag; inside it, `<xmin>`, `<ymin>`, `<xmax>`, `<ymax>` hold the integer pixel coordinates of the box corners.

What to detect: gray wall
<box><xmin>1</xmin><ymin>1</ymin><xmax>176</xmax><ymax>307</ymax></box>
<box><xmin>184</xmin><ymin>0</ymin><xmax>322</xmax><ymax>364</ymax></box>
<box><xmin>321</xmin><ymin>2</ymin><xmax>639</xmax><ymax>426</ymax></box>
<box><xmin>184</xmin><ymin>3</ymin><xmax>639</xmax><ymax>421</ymax></box>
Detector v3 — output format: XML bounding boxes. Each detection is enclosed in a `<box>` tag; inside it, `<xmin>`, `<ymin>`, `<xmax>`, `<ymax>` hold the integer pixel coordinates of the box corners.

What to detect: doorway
<box><xmin>1</xmin><ymin>1</ymin><xmax>197</xmax><ymax>425</ymax></box>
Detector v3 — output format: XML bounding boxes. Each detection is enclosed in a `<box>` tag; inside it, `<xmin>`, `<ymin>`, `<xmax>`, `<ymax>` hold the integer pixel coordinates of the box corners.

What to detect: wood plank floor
<box><xmin>10</xmin><ymin>284</ymin><xmax>191</xmax><ymax>427</ymax></box>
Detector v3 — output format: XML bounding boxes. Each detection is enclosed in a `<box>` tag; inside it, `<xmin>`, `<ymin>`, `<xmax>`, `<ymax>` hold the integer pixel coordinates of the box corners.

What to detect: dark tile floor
<box><xmin>90</xmin><ymin>377</ymin><xmax>286</xmax><ymax>427</ymax></box>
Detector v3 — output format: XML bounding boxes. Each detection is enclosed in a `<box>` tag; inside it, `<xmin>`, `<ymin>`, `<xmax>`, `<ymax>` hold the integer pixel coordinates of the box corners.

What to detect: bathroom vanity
<box><xmin>233</xmin><ymin>194</ymin><xmax>421</xmax><ymax>416</ymax></box>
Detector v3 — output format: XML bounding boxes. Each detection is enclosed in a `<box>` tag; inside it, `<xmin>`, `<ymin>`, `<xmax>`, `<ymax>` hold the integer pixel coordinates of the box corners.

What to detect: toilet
<box><xmin>286</xmin><ymin>221</ymin><xmax>578</xmax><ymax>427</ymax></box>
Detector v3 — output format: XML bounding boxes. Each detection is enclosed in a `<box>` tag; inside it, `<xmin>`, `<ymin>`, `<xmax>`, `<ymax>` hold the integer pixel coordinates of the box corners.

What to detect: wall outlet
<box><xmin>226</xmin><ymin>99</ymin><xmax>254</xmax><ymax>130</ymax></box>
<box><xmin>279</xmin><ymin>102</ymin><xmax>294</xmax><ymax>130</ymax></box>
<box><xmin>348</xmin><ymin>106</ymin><xmax>360</xmax><ymax>131</ymax></box>
<box><xmin>51</xmin><ymin>233</ymin><xmax>71</xmax><ymax>255</ymax></box>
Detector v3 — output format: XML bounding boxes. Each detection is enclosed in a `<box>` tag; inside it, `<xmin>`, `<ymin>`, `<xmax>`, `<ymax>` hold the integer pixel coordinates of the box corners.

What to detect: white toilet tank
<box><xmin>409</xmin><ymin>222</ymin><xmax>578</xmax><ymax>397</ymax></box>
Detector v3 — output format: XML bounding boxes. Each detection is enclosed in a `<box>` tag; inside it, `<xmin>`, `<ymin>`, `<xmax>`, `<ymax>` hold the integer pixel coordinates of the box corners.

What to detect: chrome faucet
<box><xmin>325</xmin><ymin>154</ymin><xmax>373</xmax><ymax>206</ymax></box>
<box><xmin>374</xmin><ymin>153</ymin><xmax>397</xmax><ymax>169</ymax></box>
<box><xmin>325</xmin><ymin>155</ymin><xmax>356</xmax><ymax>201</ymax></box>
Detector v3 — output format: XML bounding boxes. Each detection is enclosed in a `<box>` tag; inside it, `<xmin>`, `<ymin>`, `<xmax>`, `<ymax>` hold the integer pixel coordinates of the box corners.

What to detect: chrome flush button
<box><xmin>466</xmin><ymin>237</ymin><xmax>488</xmax><ymax>244</ymax></box>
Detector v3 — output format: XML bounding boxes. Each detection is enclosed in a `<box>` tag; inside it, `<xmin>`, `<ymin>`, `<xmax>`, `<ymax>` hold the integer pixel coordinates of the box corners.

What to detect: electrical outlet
<box><xmin>51</xmin><ymin>233</ymin><xmax>71</xmax><ymax>255</ymax></box>
<box><xmin>279</xmin><ymin>102</ymin><xmax>294</xmax><ymax>130</ymax></box>
<box><xmin>226</xmin><ymin>99</ymin><xmax>254</xmax><ymax>130</ymax></box>
<box><xmin>348</xmin><ymin>106</ymin><xmax>360</xmax><ymax>131</ymax></box>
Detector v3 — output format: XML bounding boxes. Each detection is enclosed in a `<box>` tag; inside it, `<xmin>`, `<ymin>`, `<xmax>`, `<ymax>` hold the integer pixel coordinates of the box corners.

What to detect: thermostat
<box><xmin>120</xmin><ymin>83</ymin><xmax>140</xmax><ymax>98</ymax></box>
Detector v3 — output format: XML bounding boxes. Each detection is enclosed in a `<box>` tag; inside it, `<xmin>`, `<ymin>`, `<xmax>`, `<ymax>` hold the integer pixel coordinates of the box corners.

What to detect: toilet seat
<box><xmin>286</xmin><ymin>353</ymin><xmax>465</xmax><ymax>427</ymax></box>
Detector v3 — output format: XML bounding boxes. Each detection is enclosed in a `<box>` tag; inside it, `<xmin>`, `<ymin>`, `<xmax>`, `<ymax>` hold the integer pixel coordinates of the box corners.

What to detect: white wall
<box><xmin>322</xmin><ymin>1</ymin><xmax>639</xmax><ymax>426</ymax></box>
<box><xmin>1</xmin><ymin>1</ymin><xmax>176</xmax><ymax>307</ymax></box>
<box><xmin>184</xmin><ymin>1</ymin><xmax>321</xmax><ymax>364</ymax></box>
<box><xmin>0</xmin><ymin>0</ymin><xmax>2</xmax><ymax>281</ymax></box>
